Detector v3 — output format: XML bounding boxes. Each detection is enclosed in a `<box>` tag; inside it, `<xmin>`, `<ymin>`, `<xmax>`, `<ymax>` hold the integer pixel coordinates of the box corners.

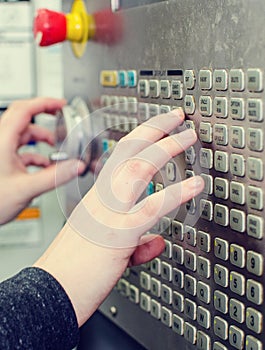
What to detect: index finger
<box><xmin>0</xmin><ymin>97</ymin><xmax>66</xmax><ymax>137</ymax></box>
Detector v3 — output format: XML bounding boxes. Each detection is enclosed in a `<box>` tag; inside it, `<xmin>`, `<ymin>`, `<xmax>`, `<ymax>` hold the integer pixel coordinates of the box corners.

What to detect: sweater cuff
<box><xmin>0</xmin><ymin>267</ymin><xmax>79</xmax><ymax>350</ymax></box>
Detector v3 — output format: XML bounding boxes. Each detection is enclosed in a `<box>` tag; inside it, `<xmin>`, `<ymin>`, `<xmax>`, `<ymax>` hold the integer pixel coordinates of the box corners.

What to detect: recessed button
<box><xmin>199</xmin><ymin>69</ymin><xmax>212</xmax><ymax>90</ymax></box>
<box><xmin>230</xmin><ymin>69</ymin><xmax>245</xmax><ymax>91</ymax></box>
<box><xmin>184</xmin><ymin>70</ymin><xmax>196</xmax><ymax>89</ymax></box>
<box><xmin>214</xmin><ymin>69</ymin><xmax>228</xmax><ymax>90</ymax></box>
<box><xmin>247</xmin><ymin>68</ymin><xmax>263</xmax><ymax>92</ymax></box>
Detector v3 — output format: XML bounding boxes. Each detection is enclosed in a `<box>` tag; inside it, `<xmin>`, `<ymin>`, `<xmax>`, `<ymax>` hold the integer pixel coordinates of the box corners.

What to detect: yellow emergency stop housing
<box><xmin>66</xmin><ymin>0</ymin><xmax>96</xmax><ymax>58</ymax></box>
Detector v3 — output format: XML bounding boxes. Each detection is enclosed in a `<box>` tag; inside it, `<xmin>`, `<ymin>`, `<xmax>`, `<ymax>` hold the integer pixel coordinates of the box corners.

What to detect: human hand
<box><xmin>0</xmin><ymin>97</ymin><xmax>86</xmax><ymax>224</ymax></box>
<box><xmin>35</xmin><ymin>107</ymin><xmax>204</xmax><ymax>326</ymax></box>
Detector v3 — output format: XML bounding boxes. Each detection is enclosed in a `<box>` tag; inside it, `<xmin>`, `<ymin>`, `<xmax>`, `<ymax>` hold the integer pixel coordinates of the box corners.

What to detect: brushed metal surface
<box><xmin>63</xmin><ymin>1</ymin><xmax>265</xmax><ymax>349</ymax></box>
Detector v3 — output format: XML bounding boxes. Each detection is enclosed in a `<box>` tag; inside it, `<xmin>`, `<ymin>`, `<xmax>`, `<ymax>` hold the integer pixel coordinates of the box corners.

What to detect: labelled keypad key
<box><xmin>214</xmin><ymin>264</ymin><xmax>229</xmax><ymax>287</ymax></box>
<box><xmin>214</xmin><ymin>238</ymin><xmax>229</xmax><ymax>261</ymax></box>
<box><xmin>230</xmin><ymin>244</ymin><xmax>246</xmax><ymax>268</ymax></box>
<box><xmin>197</xmin><ymin>306</ymin><xmax>211</xmax><ymax>329</ymax></box>
<box><xmin>246</xmin><ymin>279</ymin><xmax>263</xmax><ymax>305</ymax></box>
<box><xmin>229</xmin><ymin>325</ymin><xmax>244</xmax><ymax>350</ymax></box>
<box><xmin>172</xmin><ymin>314</ymin><xmax>184</xmax><ymax>335</ymax></box>
<box><xmin>245</xmin><ymin>335</ymin><xmax>263</xmax><ymax>350</ymax></box>
<box><xmin>172</xmin><ymin>291</ymin><xmax>184</xmax><ymax>312</ymax></box>
<box><xmin>214</xmin><ymin>290</ymin><xmax>229</xmax><ymax>314</ymax></box>
<box><xmin>214</xmin><ymin>316</ymin><xmax>228</xmax><ymax>340</ymax></box>
<box><xmin>246</xmin><ymin>307</ymin><xmax>263</xmax><ymax>334</ymax></box>
<box><xmin>197</xmin><ymin>330</ymin><xmax>211</xmax><ymax>350</ymax></box>
<box><xmin>197</xmin><ymin>256</ymin><xmax>211</xmax><ymax>278</ymax></box>
<box><xmin>229</xmin><ymin>298</ymin><xmax>245</xmax><ymax>323</ymax></box>
<box><xmin>230</xmin><ymin>271</ymin><xmax>245</xmax><ymax>296</ymax></box>
<box><xmin>247</xmin><ymin>251</ymin><xmax>264</xmax><ymax>276</ymax></box>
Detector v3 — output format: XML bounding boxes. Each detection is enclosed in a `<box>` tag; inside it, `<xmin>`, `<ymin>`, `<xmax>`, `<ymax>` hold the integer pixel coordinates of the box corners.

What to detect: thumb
<box><xmin>28</xmin><ymin>160</ymin><xmax>86</xmax><ymax>197</ymax></box>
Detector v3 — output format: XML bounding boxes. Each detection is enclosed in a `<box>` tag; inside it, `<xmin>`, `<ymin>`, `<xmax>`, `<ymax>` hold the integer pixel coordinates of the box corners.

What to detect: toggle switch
<box><xmin>34</xmin><ymin>0</ymin><xmax>123</xmax><ymax>57</ymax></box>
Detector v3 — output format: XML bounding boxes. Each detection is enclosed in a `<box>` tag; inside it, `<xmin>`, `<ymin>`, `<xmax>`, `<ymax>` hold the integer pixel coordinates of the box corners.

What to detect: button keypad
<box><xmin>102</xmin><ymin>66</ymin><xmax>265</xmax><ymax>349</ymax></box>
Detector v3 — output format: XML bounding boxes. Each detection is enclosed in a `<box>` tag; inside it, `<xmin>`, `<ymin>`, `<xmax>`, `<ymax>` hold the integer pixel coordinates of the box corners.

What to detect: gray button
<box><xmin>245</xmin><ymin>335</ymin><xmax>263</xmax><ymax>350</ymax></box>
<box><xmin>127</xmin><ymin>97</ymin><xmax>138</xmax><ymax>114</ymax></box>
<box><xmin>166</xmin><ymin>161</ymin><xmax>176</xmax><ymax>181</ymax></box>
<box><xmin>247</xmin><ymin>99</ymin><xmax>263</xmax><ymax>122</ymax></box>
<box><xmin>150</xmin><ymin>278</ymin><xmax>161</xmax><ymax>297</ymax></box>
<box><xmin>184</xmin><ymin>70</ymin><xmax>196</xmax><ymax>89</ymax></box>
<box><xmin>161</xmin><ymin>284</ymin><xmax>172</xmax><ymax>305</ymax></box>
<box><xmin>230</xmin><ymin>181</ymin><xmax>245</xmax><ymax>205</ymax></box>
<box><xmin>199</xmin><ymin>148</ymin><xmax>213</xmax><ymax>169</ymax></box>
<box><xmin>172</xmin><ymin>291</ymin><xmax>184</xmax><ymax>312</ymax></box>
<box><xmin>140</xmin><ymin>271</ymin><xmax>151</xmax><ymax>290</ymax></box>
<box><xmin>197</xmin><ymin>306</ymin><xmax>211</xmax><ymax>329</ymax></box>
<box><xmin>214</xmin><ymin>290</ymin><xmax>228</xmax><ymax>314</ymax></box>
<box><xmin>184</xmin><ymin>322</ymin><xmax>197</xmax><ymax>344</ymax></box>
<box><xmin>214</xmin><ymin>150</ymin><xmax>229</xmax><ymax>172</ymax></box>
<box><xmin>214</xmin><ymin>69</ymin><xmax>228</xmax><ymax>90</ymax></box>
<box><xmin>199</xmin><ymin>69</ymin><xmax>212</xmax><ymax>90</ymax></box>
<box><xmin>229</xmin><ymin>325</ymin><xmax>245</xmax><ymax>350</ymax></box>
<box><xmin>214</xmin><ymin>264</ymin><xmax>229</xmax><ymax>287</ymax></box>
<box><xmin>161</xmin><ymin>306</ymin><xmax>172</xmax><ymax>327</ymax></box>
<box><xmin>184</xmin><ymin>226</ymin><xmax>196</xmax><ymax>247</ymax></box>
<box><xmin>150</xmin><ymin>258</ymin><xmax>161</xmax><ymax>275</ymax></box>
<box><xmin>197</xmin><ymin>330</ymin><xmax>211</xmax><ymax>350</ymax></box>
<box><xmin>197</xmin><ymin>281</ymin><xmax>211</xmax><ymax>304</ymax></box>
<box><xmin>214</xmin><ymin>316</ymin><xmax>228</xmax><ymax>340</ymax></box>
<box><xmin>229</xmin><ymin>298</ymin><xmax>245</xmax><ymax>323</ymax></box>
<box><xmin>247</xmin><ymin>157</ymin><xmax>263</xmax><ymax>181</ymax></box>
<box><xmin>140</xmin><ymin>292</ymin><xmax>151</xmax><ymax>312</ymax></box>
<box><xmin>172</xmin><ymin>314</ymin><xmax>184</xmax><ymax>335</ymax></box>
<box><xmin>185</xmin><ymin>120</ymin><xmax>195</xmax><ymax>129</ymax></box>
<box><xmin>118</xmin><ymin>278</ymin><xmax>130</xmax><ymax>296</ymax></box>
<box><xmin>159</xmin><ymin>216</ymin><xmax>171</xmax><ymax>235</ymax></box>
<box><xmin>230</xmin><ymin>153</ymin><xmax>245</xmax><ymax>176</ymax></box>
<box><xmin>246</xmin><ymin>279</ymin><xmax>263</xmax><ymax>305</ymax></box>
<box><xmin>184</xmin><ymin>250</ymin><xmax>197</xmax><ymax>271</ymax></box>
<box><xmin>150</xmin><ymin>299</ymin><xmax>161</xmax><ymax>319</ymax></box>
<box><xmin>230</xmin><ymin>69</ymin><xmax>245</xmax><ymax>91</ymax></box>
<box><xmin>172</xmin><ymin>244</ymin><xmax>184</xmax><ymax>265</ymax></box>
<box><xmin>247</xmin><ymin>186</ymin><xmax>263</xmax><ymax>210</ymax></box>
<box><xmin>230</xmin><ymin>98</ymin><xmax>245</xmax><ymax>120</ymax></box>
<box><xmin>214</xmin><ymin>177</ymin><xmax>229</xmax><ymax>199</ymax></box>
<box><xmin>185</xmin><ymin>169</ymin><xmax>195</xmax><ymax>179</ymax></box>
<box><xmin>162</xmin><ymin>240</ymin><xmax>172</xmax><ymax>259</ymax></box>
<box><xmin>199</xmin><ymin>122</ymin><xmax>213</xmax><ymax>143</ymax></box>
<box><xmin>230</xmin><ymin>126</ymin><xmax>245</xmax><ymax>148</ymax></box>
<box><xmin>160</xmin><ymin>104</ymin><xmax>171</xmax><ymax>114</ymax></box>
<box><xmin>149</xmin><ymin>80</ymin><xmax>160</xmax><ymax>98</ymax></box>
<box><xmin>197</xmin><ymin>230</ymin><xmax>211</xmax><ymax>252</ymax></box>
<box><xmin>247</xmin><ymin>214</ymin><xmax>264</xmax><ymax>239</ymax></box>
<box><xmin>138</xmin><ymin>102</ymin><xmax>149</xmax><ymax>121</ymax></box>
<box><xmin>149</xmin><ymin>103</ymin><xmax>160</xmax><ymax>117</ymax></box>
<box><xmin>247</xmin><ymin>251</ymin><xmax>264</xmax><ymax>276</ymax></box>
<box><xmin>246</xmin><ymin>307</ymin><xmax>263</xmax><ymax>334</ymax></box>
<box><xmin>199</xmin><ymin>95</ymin><xmax>213</xmax><ymax>116</ymax></box>
<box><xmin>171</xmin><ymin>80</ymin><xmax>183</xmax><ymax>99</ymax></box>
<box><xmin>230</xmin><ymin>209</ymin><xmax>246</xmax><ymax>233</ymax></box>
<box><xmin>184</xmin><ymin>95</ymin><xmax>196</xmax><ymax>114</ymax></box>
<box><xmin>230</xmin><ymin>244</ymin><xmax>246</xmax><ymax>268</ymax></box>
<box><xmin>160</xmin><ymin>80</ymin><xmax>171</xmax><ymax>99</ymax></box>
<box><xmin>214</xmin><ymin>97</ymin><xmax>228</xmax><ymax>118</ymax></box>
<box><xmin>247</xmin><ymin>68</ymin><xmax>263</xmax><ymax>92</ymax></box>
<box><xmin>214</xmin><ymin>204</ymin><xmax>229</xmax><ymax>226</ymax></box>
<box><xmin>213</xmin><ymin>342</ymin><xmax>228</xmax><ymax>350</ymax></box>
<box><xmin>214</xmin><ymin>123</ymin><xmax>228</xmax><ymax>145</ymax></box>
<box><xmin>214</xmin><ymin>237</ymin><xmax>229</xmax><ymax>261</ymax></box>
<box><xmin>185</xmin><ymin>146</ymin><xmax>196</xmax><ymax>165</ymax></box>
<box><xmin>230</xmin><ymin>271</ymin><xmax>245</xmax><ymax>296</ymax></box>
<box><xmin>247</xmin><ymin>128</ymin><xmax>264</xmax><ymax>151</ymax></box>
<box><xmin>161</xmin><ymin>262</ymin><xmax>172</xmax><ymax>281</ymax></box>
<box><xmin>184</xmin><ymin>298</ymin><xmax>197</xmax><ymax>320</ymax></box>
<box><xmin>172</xmin><ymin>267</ymin><xmax>184</xmax><ymax>289</ymax></box>
<box><xmin>129</xmin><ymin>285</ymin><xmax>139</xmax><ymax>304</ymax></box>
<box><xmin>200</xmin><ymin>173</ymin><xmax>213</xmax><ymax>195</ymax></box>
<box><xmin>138</xmin><ymin>79</ymin><xmax>149</xmax><ymax>97</ymax></box>
<box><xmin>197</xmin><ymin>256</ymin><xmax>211</xmax><ymax>278</ymax></box>
<box><xmin>200</xmin><ymin>200</ymin><xmax>213</xmax><ymax>221</ymax></box>
<box><xmin>172</xmin><ymin>220</ymin><xmax>184</xmax><ymax>241</ymax></box>
<box><xmin>184</xmin><ymin>274</ymin><xmax>197</xmax><ymax>296</ymax></box>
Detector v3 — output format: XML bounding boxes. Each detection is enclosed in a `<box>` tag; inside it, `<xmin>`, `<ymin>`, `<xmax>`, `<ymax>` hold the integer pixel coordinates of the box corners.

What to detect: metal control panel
<box><xmin>63</xmin><ymin>1</ymin><xmax>265</xmax><ymax>349</ymax></box>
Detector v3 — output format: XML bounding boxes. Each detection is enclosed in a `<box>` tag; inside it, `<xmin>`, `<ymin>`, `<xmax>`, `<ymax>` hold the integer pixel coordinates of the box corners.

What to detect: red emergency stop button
<box><xmin>34</xmin><ymin>9</ymin><xmax>67</xmax><ymax>46</ymax></box>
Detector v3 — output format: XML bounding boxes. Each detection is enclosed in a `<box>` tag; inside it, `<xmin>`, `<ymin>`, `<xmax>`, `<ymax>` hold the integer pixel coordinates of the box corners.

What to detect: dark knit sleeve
<box><xmin>0</xmin><ymin>267</ymin><xmax>79</xmax><ymax>350</ymax></box>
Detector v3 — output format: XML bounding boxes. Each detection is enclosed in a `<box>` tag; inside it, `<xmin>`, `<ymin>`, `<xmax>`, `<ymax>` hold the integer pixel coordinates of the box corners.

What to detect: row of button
<box><xmin>101</xmin><ymin>94</ymin><xmax>264</xmax><ymax>123</ymax></box>
<box><xmin>198</xmin><ymin>123</ymin><xmax>264</xmax><ymax>153</ymax></box>
<box><xmin>117</xmin><ymin>276</ymin><xmax>262</xmax><ymax>350</ymax></box>
<box><xmin>138</xmin><ymin>69</ymin><xmax>263</xmax><ymax>95</ymax></box>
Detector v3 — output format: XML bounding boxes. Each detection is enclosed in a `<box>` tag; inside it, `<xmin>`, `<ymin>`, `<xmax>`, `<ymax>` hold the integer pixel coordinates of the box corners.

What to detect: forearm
<box><xmin>34</xmin><ymin>222</ymin><xmax>133</xmax><ymax>327</ymax></box>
